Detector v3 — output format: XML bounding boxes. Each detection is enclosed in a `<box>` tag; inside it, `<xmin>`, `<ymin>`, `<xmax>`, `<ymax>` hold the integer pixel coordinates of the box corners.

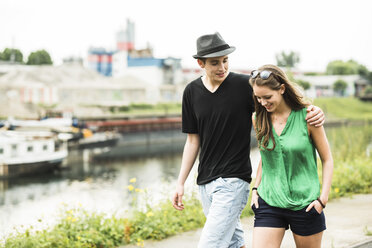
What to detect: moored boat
<box><xmin>0</xmin><ymin>131</ymin><xmax>68</xmax><ymax>179</ymax></box>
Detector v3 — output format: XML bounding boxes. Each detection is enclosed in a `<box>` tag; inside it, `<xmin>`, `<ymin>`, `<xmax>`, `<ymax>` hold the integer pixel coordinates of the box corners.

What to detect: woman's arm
<box><xmin>251</xmin><ymin>159</ymin><xmax>262</xmax><ymax>208</ymax></box>
<box><xmin>251</xmin><ymin>113</ymin><xmax>262</xmax><ymax>208</ymax></box>
<box><xmin>306</xmin><ymin>124</ymin><xmax>334</xmax><ymax>213</ymax></box>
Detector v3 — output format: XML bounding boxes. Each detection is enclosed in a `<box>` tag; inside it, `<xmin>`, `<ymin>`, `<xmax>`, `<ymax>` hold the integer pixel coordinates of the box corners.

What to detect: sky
<box><xmin>1</xmin><ymin>0</ymin><xmax>372</xmax><ymax>72</ymax></box>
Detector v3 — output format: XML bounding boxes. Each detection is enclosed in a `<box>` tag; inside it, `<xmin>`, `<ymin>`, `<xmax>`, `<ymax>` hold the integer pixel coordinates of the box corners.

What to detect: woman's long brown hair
<box><xmin>249</xmin><ymin>64</ymin><xmax>309</xmax><ymax>150</ymax></box>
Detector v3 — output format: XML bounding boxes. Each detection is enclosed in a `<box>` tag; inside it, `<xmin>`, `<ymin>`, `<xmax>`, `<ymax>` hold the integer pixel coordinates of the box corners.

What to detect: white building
<box><xmin>294</xmin><ymin>74</ymin><xmax>360</xmax><ymax>98</ymax></box>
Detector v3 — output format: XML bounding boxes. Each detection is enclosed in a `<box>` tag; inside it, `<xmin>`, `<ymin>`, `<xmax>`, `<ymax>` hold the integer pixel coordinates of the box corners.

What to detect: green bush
<box><xmin>325</xmin><ymin>125</ymin><xmax>372</xmax><ymax>199</ymax></box>
<box><xmin>1</xmin><ymin>188</ymin><xmax>205</xmax><ymax>247</ymax></box>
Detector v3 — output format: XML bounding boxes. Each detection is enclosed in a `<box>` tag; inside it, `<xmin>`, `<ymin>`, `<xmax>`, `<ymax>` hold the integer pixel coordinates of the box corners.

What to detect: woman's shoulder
<box><xmin>293</xmin><ymin>107</ymin><xmax>308</xmax><ymax>117</ymax></box>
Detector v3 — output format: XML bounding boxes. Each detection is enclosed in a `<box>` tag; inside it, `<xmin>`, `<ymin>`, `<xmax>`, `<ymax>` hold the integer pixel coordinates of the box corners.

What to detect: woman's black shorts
<box><xmin>252</xmin><ymin>196</ymin><xmax>326</xmax><ymax>236</ymax></box>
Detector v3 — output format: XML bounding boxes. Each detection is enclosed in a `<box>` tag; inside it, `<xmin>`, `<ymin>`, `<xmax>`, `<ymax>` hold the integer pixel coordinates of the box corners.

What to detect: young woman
<box><xmin>249</xmin><ymin>64</ymin><xmax>333</xmax><ymax>248</ymax></box>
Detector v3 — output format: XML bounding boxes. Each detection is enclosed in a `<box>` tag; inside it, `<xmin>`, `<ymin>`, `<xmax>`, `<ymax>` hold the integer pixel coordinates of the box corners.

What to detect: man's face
<box><xmin>198</xmin><ymin>55</ymin><xmax>229</xmax><ymax>83</ymax></box>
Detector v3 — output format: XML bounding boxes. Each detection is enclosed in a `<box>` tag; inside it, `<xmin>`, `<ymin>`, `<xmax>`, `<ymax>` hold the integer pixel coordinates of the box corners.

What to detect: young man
<box><xmin>172</xmin><ymin>32</ymin><xmax>325</xmax><ymax>248</ymax></box>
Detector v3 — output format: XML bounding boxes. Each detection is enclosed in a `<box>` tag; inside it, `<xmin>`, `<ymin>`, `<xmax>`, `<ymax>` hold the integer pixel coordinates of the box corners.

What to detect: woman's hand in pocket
<box><xmin>251</xmin><ymin>189</ymin><xmax>259</xmax><ymax>208</ymax></box>
<box><xmin>306</xmin><ymin>200</ymin><xmax>323</xmax><ymax>214</ymax></box>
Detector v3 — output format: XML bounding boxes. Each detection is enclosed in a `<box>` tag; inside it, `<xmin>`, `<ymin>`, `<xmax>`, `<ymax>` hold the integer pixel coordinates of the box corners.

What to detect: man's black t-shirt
<box><xmin>182</xmin><ymin>72</ymin><xmax>255</xmax><ymax>185</ymax></box>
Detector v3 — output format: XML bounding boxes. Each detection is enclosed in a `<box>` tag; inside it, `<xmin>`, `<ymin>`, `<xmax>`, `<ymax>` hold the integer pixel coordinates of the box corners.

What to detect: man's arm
<box><xmin>172</xmin><ymin>133</ymin><xmax>200</xmax><ymax>211</ymax></box>
<box><xmin>306</xmin><ymin>105</ymin><xmax>325</xmax><ymax>127</ymax></box>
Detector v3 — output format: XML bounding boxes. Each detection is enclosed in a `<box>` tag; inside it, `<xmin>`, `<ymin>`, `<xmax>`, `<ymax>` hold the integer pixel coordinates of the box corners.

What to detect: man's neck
<box><xmin>202</xmin><ymin>72</ymin><xmax>229</xmax><ymax>90</ymax></box>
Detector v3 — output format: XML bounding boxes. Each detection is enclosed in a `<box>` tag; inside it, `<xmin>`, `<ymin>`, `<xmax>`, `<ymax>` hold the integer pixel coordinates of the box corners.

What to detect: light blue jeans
<box><xmin>198</xmin><ymin>177</ymin><xmax>250</xmax><ymax>248</ymax></box>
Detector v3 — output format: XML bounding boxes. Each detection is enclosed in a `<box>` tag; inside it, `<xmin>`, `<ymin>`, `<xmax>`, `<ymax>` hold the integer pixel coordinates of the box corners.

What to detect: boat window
<box><xmin>27</xmin><ymin>146</ymin><xmax>33</xmax><ymax>152</ymax></box>
<box><xmin>43</xmin><ymin>144</ymin><xmax>48</xmax><ymax>151</ymax></box>
<box><xmin>0</xmin><ymin>147</ymin><xmax>3</xmax><ymax>154</ymax></box>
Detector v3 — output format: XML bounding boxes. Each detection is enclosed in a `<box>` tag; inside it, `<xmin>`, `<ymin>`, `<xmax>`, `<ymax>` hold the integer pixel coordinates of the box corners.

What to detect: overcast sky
<box><xmin>1</xmin><ymin>0</ymin><xmax>371</xmax><ymax>71</ymax></box>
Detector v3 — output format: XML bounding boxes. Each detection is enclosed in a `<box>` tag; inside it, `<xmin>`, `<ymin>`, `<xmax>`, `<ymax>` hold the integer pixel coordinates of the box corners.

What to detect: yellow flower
<box><xmin>72</xmin><ymin>218</ymin><xmax>77</xmax><ymax>222</ymax></box>
<box><xmin>146</xmin><ymin>211</ymin><xmax>154</xmax><ymax>217</ymax></box>
<box><xmin>136</xmin><ymin>238</ymin><xmax>144</xmax><ymax>247</ymax></box>
<box><xmin>66</xmin><ymin>216</ymin><xmax>72</xmax><ymax>221</ymax></box>
<box><xmin>127</xmin><ymin>185</ymin><xmax>134</xmax><ymax>191</ymax></box>
<box><xmin>334</xmin><ymin>187</ymin><xmax>340</xmax><ymax>193</ymax></box>
<box><xmin>77</xmin><ymin>236</ymin><xmax>81</xmax><ymax>240</ymax></box>
<box><xmin>129</xmin><ymin>178</ymin><xmax>137</xmax><ymax>183</ymax></box>
<box><xmin>135</xmin><ymin>188</ymin><xmax>143</xmax><ymax>193</ymax></box>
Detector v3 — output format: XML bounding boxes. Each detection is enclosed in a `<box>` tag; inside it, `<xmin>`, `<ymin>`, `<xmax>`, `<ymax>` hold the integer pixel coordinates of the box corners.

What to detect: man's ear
<box><xmin>197</xmin><ymin>59</ymin><xmax>205</xmax><ymax>68</ymax></box>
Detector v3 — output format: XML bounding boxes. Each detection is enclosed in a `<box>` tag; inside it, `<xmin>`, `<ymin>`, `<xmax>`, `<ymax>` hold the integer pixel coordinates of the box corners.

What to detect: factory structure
<box><xmin>87</xmin><ymin>19</ymin><xmax>183</xmax><ymax>88</ymax></box>
<box><xmin>0</xmin><ymin>20</ymin><xmax>189</xmax><ymax>118</ymax></box>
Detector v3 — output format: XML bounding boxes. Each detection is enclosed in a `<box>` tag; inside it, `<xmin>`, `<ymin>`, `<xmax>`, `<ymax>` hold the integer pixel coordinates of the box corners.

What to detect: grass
<box><xmin>313</xmin><ymin>97</ymin><xmax>372</xmax><ymax>121</ymax></box>
<box><xmin>110</xmin><ymin>103</ymin><xmax>182</xmax><ymax>117</ymax></box>
<box><xmin>112</xmin><ymin>97</ymin><xmax>372</xmax><ymax>120</ymax></box>
<box><xmin>80</xmin><ymin>97</ymin><xmax>372</xmax><ymax>120</ymax></box>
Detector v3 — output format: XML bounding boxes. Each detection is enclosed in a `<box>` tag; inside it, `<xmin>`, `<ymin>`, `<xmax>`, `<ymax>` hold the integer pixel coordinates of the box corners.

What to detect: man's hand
<box><xmin>172</xmin><ymin>185</ymin><xmax>185</xmax><ymax>211</ymax></box>
<box><xmin>306</xmin><ymin>105</ymin><xmax>325</xmax><ymax>127</ymax></box>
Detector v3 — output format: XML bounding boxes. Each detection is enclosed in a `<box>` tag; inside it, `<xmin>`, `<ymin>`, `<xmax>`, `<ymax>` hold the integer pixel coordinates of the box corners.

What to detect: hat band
<box><xmin>198</xmin><ymin>44</ymin><xmax>230</xmax><ymax>56</ymax></box>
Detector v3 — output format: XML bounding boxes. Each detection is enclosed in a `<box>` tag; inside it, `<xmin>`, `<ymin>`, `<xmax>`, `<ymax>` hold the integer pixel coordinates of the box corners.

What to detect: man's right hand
<box><xmin>172</xmin><ymin>185</ymin><xmax>185</xmax><ymax>210</ymax></box>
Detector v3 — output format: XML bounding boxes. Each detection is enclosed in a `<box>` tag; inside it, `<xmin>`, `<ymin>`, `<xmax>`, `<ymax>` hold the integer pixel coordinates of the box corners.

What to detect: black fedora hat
<box><xmin>193</xmin><ymin>32</ymin><xmax>236</xmax><ymax>59</ymax></box>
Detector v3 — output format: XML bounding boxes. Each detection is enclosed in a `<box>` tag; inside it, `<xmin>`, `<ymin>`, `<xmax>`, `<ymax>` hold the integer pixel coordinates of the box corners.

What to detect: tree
<box><xmin>357</xmin><ymin>64</ymin><xmax>372</xmax><ymax>84</ymax></box>
<box><xmin>333</xmin><ymin>79</ymin><xmax>348</xmax><ymax>96</ymax></box>
<box><xmin>326</xmin><ymin>60</ymin><xmax>364</xmax><ymax>75</ymax></box>
<box><xmin>27</xmin><ymin>49</ymin><xmax>53</xmax><ymax>65</ymax></box>
<box><xmin>276</xmin><ymin>51</ymin><xmax>300</xmax><ymax>68</ymax></box>
<box><xmin>296</xmin><ymin>79</ymin><xmax>311</xmax><ymax>91</ymax></box>
<box><xmin>364</xmin><ymin>86</ymin><xmax>372</xmax><ymax>95</ymax></box>
<box><xmin>0</xmin><ymin>48</ymin><xmax>23</xmax><ymax>63</ymax></box>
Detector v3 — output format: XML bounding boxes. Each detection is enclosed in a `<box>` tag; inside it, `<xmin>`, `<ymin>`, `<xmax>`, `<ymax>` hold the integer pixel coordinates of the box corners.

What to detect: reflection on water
<box><xmin>0</xmin><ymin>151</ymin><xmax>183</xmax><ymax>237</ymax></box>
<box><xmin>0</xmin><ymin>146</ymin><xmax>261</xmax><ymax>238</ymax></box>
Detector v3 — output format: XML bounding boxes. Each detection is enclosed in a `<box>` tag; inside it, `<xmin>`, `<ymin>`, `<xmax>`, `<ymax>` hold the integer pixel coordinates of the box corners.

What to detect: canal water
<box><xmin>0</xmin><ymin>133</ymin><xmax>261</xmax><ymax>238</ymax></box>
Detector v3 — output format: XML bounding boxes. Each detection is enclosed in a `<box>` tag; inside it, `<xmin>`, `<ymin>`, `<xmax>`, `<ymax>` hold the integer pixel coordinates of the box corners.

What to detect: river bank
<box><xmin>122</xmin><ymin>194</ymin><xmax>372</xmax><ymax>248</ymax></box>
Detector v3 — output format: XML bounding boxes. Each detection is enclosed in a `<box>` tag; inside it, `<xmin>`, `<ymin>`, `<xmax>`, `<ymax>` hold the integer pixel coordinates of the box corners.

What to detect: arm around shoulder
<box><xmin>306</xmin><ymin>105</ymin><xmax>325</xmax><ymax>127</ymax></box>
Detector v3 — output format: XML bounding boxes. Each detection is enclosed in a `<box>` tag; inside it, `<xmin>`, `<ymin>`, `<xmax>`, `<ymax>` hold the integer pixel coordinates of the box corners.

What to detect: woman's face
<box><xmin>253</xmin><ymin>84</ymin><xmax>285</xmax><ymax>112</ymax></box>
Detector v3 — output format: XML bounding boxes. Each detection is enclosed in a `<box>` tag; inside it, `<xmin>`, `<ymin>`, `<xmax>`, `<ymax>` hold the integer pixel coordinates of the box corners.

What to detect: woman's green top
<box><xmin>258</xmin><ymin>108</ymin><xmax>320</xmax><ymax>210</ymax></box>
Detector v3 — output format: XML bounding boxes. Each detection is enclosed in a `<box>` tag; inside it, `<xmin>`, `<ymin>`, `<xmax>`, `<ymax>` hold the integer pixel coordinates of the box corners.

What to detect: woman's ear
<box><xmin>280</xmin><ymin>84</ymin><xmax>285</xmax><ymax>95</ymax></box>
